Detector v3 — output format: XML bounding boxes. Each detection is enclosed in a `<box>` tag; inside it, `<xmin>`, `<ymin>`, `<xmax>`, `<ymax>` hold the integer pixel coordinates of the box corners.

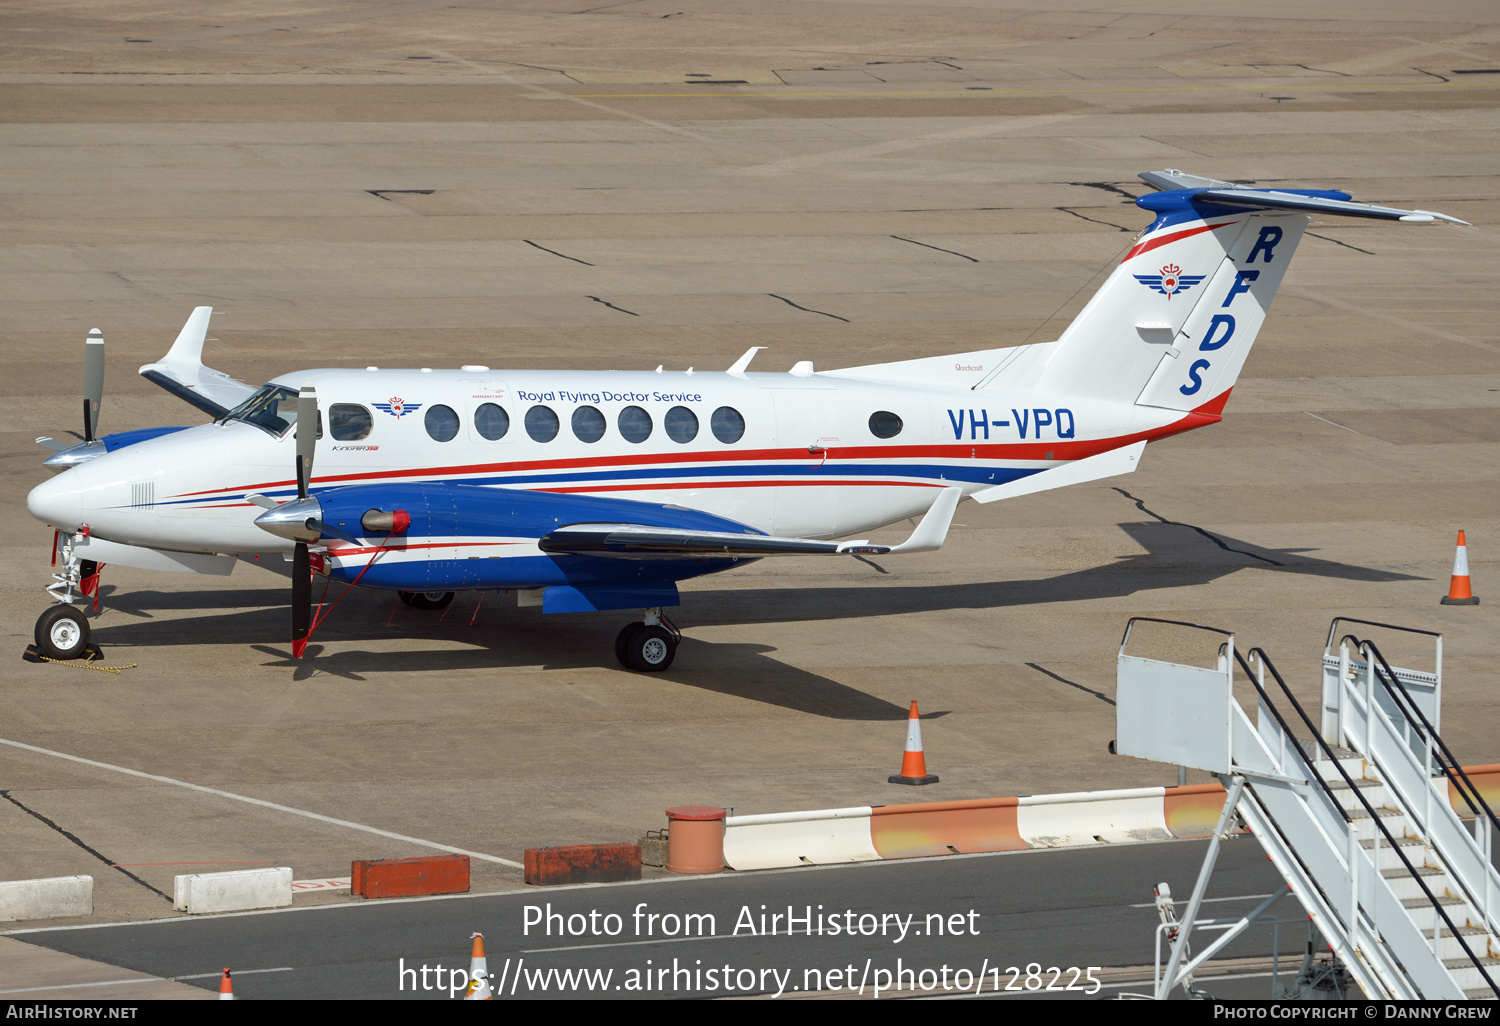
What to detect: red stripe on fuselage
<box><xmin>169</xmin><ymin>395</ymin><xmax>1229</xmax><ymax>501</ymax></box>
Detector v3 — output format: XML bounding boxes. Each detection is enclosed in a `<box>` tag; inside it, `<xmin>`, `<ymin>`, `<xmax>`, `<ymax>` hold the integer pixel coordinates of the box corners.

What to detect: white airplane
<box><xmin>26</xmin><ymin>170</ymin><xmax>1468</xmax><ymax>670</ymax></box>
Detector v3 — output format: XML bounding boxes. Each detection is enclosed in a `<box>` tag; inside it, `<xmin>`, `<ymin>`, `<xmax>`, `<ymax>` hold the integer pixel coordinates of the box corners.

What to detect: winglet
<box><xmin>887</xmin><ymin>486</ymin><xmax>963</xmax><ymax>554</ymax></box>
<box><xmin>727</xmin><ymin>346</ymin><xmax>767</xmax><ymax>377</ymax></box>
<box><xmin>159</xmin><ymin>306</ymin><xmax>214</xmax><ymax>370</ymax></box>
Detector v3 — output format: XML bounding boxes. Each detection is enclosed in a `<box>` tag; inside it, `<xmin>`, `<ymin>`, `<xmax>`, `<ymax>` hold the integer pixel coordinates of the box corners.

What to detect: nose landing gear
<box><xmin>27</xmin><ymin>531</ymin><xmax>103</xmax><ymax>662</ymax></box>
<box><xmin>34</xmin><ymin>605</ymin><xmax>91</xmax><ymax>661</ymax></box>
<box><xmin>615</xmin><ymin>608</ymin><xmax>680</xmax><ymax>672</ymax></box>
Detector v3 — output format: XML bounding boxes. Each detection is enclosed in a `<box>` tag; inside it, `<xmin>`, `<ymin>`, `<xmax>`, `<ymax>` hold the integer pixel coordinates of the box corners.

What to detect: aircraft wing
<box><xmin>541</xmin><ymin>486</ymin><xmax>963</xmax><ymax>558</ymax></box>
<box><xmin>137</xmin><ymin>307</ymin><xmax>258</xmax><ymax>417</ymax></box>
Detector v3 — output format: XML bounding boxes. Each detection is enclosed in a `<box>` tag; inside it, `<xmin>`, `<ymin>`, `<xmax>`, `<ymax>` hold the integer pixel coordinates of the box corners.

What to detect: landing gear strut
<box><xmin>30</xmin><ymin>531</ymin><xmax>98</xmax><ymax>661</ymax></box>
<box><xmin>615</xmin><ymin>608</ymin><xmax>680</xmax><ymax>672</ymax></box>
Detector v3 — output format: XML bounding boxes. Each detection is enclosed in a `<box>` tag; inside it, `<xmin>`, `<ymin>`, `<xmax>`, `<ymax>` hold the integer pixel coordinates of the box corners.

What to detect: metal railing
<box><xmin>1240</xmin><ymin>646</ymin><xmax>1499</xmax><ymax>999</ymax></box>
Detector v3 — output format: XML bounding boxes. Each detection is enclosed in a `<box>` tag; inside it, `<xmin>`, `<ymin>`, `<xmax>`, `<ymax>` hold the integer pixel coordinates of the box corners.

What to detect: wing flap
<box><xmin>539</xmin><ymin>486</ymin><xmax>964</xmax><ymax>559</ymax></box>
<box><xmin>539</xmin><ymin>524</ymin><xmax>887</xmax><ymax>558</ymax></box>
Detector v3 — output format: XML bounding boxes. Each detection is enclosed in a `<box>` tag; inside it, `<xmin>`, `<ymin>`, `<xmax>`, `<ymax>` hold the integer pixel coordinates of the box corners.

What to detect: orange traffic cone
<box><xmin>464</xmin><ymin>932</ymin><xmax>493</xmax><ymax>1000</ymax></box>
<box><xmin>218</xmin><ymin>968</ymin><xmax>234</xmax><ymax>1001</ymax></box>
<box><xmin>889</xmin><ymin>701</ymin><xmax>939</xmax><ymax>785</ymax></box>
<box><xmin>1440</xmin><ymin>531</ymin><xmax>1480</xmax><ymax>605</ymax></box>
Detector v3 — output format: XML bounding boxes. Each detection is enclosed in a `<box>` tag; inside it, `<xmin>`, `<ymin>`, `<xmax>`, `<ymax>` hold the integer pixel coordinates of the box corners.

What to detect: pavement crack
<box><xmin>766</xmin><ymin>294</ymin><xmax>850</xmax><ymax>322</ymax></box>
<box><xmin>0</xmin><ymin>790</ymin><xmax>173</xmax><ymax>903</ymax></box>
<box><xmin>585</xmin><ymin>295</ymin><xmax>638</xmax><ymax>316</ymax></box>
<box><xmin>890</xmin><ymin>235</ymin><xmax>978</xmax><ymax>262</ymax></box>
<box><xmin>1113</xmin><ymin>488</ymin><xmax>1285</xmax><ymax>566</ymax></box>
<box><xmin>1026</xmin><ymin>663</ymin><xmax>1115</xmax><ymax>706</ymax></box>
<box><xmin>365</xmin><ymin>189</ymin><xmax>434</xmax><ymax>201</ymax></box>
<box><xmin>1306</xmin><ymin>231</ymin><xmax>1375</xmax><ymax>256</ymax></box>
<box><xmin>1068</xmin><ymin>181</ymin><xmax>1138</xmax><ymax>200</ymax></box>
<box><xmin>524</xmin><ymin>239</ymin><xmax>595</xmax><ymax>266</ymax></box>
<box><xmin>1055</xmin><ymin>207</ymin><xmax>1132</xmax><ymax>232</ymax></box>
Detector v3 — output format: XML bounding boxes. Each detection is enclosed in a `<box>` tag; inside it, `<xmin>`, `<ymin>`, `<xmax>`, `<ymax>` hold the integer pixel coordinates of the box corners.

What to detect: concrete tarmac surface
<box><xmin>1</xmin><ymin>0</ymin><xmax>1498</xmax><ymax>996</ymax></box>
<box><xmin>10</xmin><ymin>839</ymin><xmax>1296</xmax><ymax>1000</ymax></box>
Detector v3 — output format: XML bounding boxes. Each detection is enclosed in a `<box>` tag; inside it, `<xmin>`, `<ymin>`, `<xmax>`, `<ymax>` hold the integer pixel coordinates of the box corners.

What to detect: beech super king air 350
<box><xmin>25</xmin><ymin>170</ymin><xmax>1469</xmax><ymax>670</ymax></box>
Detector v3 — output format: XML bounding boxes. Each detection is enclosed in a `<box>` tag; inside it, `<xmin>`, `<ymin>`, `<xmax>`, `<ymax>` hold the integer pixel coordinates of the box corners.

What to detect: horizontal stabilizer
<box><xmin>138</xmin><ymin>307</ymin><xmax>258</xmax><ymax>417</ymax></box>
<box><xmin>970</xmin><ymin>441</ymin><xmax>1145</xmax><ymax>504</ymax></box>
<box><xmin>1139</xmin><ymin>169</ymin><xmax>1469</xmax><ymax>224</ymax></box>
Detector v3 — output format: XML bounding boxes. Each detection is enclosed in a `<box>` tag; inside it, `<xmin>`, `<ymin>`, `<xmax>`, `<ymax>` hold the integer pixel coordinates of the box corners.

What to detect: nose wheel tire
<box><xmin>624</xmin><ymin>624</ymin><xmax>677</xmax><ymax>672</ymax></box>
<box><xmin>35</xmin><ymin>605</ymin><xmax>91</xmax><ymax>661</ymax></box>
<box><xmin>400</xmin><ymin>590</ymin><xmax>454</xmax><ymax>610</ymax></box>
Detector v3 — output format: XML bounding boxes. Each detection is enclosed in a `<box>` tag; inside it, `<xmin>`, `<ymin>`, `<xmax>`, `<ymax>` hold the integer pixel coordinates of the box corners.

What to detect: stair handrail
<box><xmin>1349</xmin><ymin>635</ymin><xmax>1500</xmax><ymax>838</ymax></box>
<box><xmin>1240</xmin><ymin>646</ymin><xmax>1500</xmax><ymax>999</ymax></box>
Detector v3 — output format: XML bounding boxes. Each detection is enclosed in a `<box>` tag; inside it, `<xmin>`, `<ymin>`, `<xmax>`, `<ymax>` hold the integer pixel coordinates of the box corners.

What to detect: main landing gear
<box><xmin>615</xmin><ymin>608</ymin><xmax>680</xmax><ymax>672</ymax></box>
<box><xmin>398</xmin><ymin>590</ymin><xmax>455</xmax><ymax>610</ymax></box>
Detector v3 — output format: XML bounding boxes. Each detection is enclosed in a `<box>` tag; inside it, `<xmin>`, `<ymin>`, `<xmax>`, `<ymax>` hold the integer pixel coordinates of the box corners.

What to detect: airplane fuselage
<box><xmin>29</xmin><ymin>366</ymin><xmax>1204</xmax><ymax>572</ymax></box>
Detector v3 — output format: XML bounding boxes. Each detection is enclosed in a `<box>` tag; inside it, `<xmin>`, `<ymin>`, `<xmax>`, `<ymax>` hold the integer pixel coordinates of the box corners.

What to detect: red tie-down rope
<box><xmin>301</xmin><ymin>513</ymin><xmax>409</xmax><ymax>650</ymax></box>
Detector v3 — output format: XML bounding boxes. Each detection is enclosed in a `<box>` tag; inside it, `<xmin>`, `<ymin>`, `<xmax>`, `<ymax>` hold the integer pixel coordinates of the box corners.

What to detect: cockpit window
<box><xmin>223</xmin><ymin>384</ymin><xmax>317</xmax><ymax>437</ymax></box>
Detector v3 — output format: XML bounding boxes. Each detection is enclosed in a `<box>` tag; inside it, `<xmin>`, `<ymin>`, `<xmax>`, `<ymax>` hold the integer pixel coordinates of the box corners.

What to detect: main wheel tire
<box><xmin>626</xmin><ymin>625</ymin><xmax>677</xmax><ymax>672</ymax></box>
<box><xmin>36</xmin><ymin>605</ymin><xmax>90</xmax><ymax>661</ymax></box>
<box><xmin>408</xmin><ymin>591</ymin><xmax>454</xmax><ymax>610</ymax></box>
<box><xmin>614</xmin><ymin>623</ymin><xmax>643</xmax><ymax>669</ymax></box>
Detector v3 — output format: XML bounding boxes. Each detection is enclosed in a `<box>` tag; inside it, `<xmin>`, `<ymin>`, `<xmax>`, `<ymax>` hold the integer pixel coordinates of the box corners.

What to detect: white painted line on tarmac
<box><xmin>0</xmin><ymin>966</ymin><xmax>294</xmax><ymax>995</ymax></box>
<box><xmin>0</xmin><ymin>736</ymin><xmax>523</xmax><ymax>869</ymax></box>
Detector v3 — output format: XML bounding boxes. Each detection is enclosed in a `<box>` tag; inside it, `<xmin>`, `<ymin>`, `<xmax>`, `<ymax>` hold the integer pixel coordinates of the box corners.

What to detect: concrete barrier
<box><xmin>1017</xmin><ymin>787</ymin><xmax>1174</xmax><ymax>847</ymax></box>
<box><xmin>0</xmin><ymin>875</ymin><xmax>93</xmax><ymax>922</ymax></box>
<box><xmin>173</xmin><ymin>867</ymin><xmax>292</xmax><ymax>914</ymax></box>
<box><xmin>724</xmin><ymin>807</ymin><xmax>878</xmax><ymax>871</ymax></box>
<box><xmin>871</xmin><ymin>797</ymin><xmax>1026</xmax><ymax>859</ymax></box>
<box><xmin>525</xmin><ymin>844</ymin><xmax>640</xmax><ymax>886</ymax></box>
<box><xmin>352</xmin><ymin>854</ymin><xmax>469</xmax><ymax>899</ymax></box>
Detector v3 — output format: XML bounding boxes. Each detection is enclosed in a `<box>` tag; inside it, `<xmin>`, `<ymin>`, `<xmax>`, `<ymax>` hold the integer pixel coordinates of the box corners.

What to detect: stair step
<box><xmin>1360</xmin><ymin>836</ymin><xmax>1423</xmax><ymax>848</ymax></box>
<box><xmin>1463</xmin><ymin>989</ymin><xmax>1498</xmax><ymax>1000</ymax></box>
<box><xmin>1324</xmin><ymin>778</ymin><xmax>1381</xmax><ymax>790</ymax></box>
<box><xmin>1446</xmin><ymin>957</ymin><xmax>1500</xmax><ymax>969</ymax></box>
<box><xmin>1347</xmin><ymin>806</ymin><xmax>1402</xmax><ymax>820</ymax></box>
<box><xmin>1383</xmin><ymin>866</ymin><xmax>1443</xmax><ymax>878</ymax></box>
<box><xmin>1401</xmin><ymin>895</ymin><xmax>1464</xmax><ymax>908</ymax></box>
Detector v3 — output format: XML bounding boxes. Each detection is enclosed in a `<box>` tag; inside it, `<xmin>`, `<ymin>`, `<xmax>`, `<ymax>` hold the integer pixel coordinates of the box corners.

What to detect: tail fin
<box><xmin>1017</xmin><ymin>170</ymin><xmax>1467</xmax><ymax>412</ymax></box>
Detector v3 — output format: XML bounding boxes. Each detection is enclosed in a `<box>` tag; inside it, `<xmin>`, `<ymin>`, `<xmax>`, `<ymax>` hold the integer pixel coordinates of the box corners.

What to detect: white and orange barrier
<box><xmin>720</xmin><ymin>774</ymin><xmax>1492</xmax><ymax>871</ymax></box>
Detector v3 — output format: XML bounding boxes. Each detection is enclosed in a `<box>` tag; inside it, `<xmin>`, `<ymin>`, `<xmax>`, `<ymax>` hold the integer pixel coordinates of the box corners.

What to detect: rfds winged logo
<box><xmin>1134</xmin><ymin>263</ymin><xmax>1206</xmax><ymax>300</ymax></box>
<box><xmin>373</xmin><ymin>396</ymin><xmax>422</xmax><ymax>419</ymax></box>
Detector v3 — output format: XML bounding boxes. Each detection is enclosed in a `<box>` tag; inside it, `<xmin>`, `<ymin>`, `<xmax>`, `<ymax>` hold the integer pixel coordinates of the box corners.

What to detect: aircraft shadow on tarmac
<box><xmin>78</xmin><ymin>520</ymin><xmax>1421</xmax><ymax>721</ymax></box>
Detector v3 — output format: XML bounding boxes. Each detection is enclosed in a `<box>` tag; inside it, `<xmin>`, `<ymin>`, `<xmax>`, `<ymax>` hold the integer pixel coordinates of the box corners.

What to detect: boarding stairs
<box><xmin>1117</xmin><ymin>617</ymin><xmax>1500</xmax><ymax>1000</ymax></box>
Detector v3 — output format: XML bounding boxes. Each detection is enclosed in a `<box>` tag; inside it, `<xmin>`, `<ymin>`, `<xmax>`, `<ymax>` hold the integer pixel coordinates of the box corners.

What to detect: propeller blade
<box><xmin>83</xmin><ymin>328</ymin><xmax>104</xmax><ymax>443</ymax></box>
<box><xmin>295</xmin><ymin>386</ymin><xmax>317</xmax><ymax>500</ymax></box>
<box><xmin>291</xmin><ymin>541</ymin><xmax>311</xmax><ymax>658</ymax></box>
<box><xmin>245</xmin><ymin>493</ymin><xmax>280</xmax><ymax>510</ymax></box>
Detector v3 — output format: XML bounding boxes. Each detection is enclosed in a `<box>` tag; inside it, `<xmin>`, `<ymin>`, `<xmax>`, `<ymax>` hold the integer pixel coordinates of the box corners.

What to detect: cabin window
<box><xmin>474</xmin><ymin>403</ymin><xmax>510</xmax><ymax>441</ymax></box>
<box><xmin>572</xmin><ymin>405</ymin><xmax>606</xmax><ymax>443</ymax></box>
<box><xmin>664</xmin><ymin>406</ymin><xmax>698</xmax><ymax>444</ymax></box>
<box><xmin>711</xmin><ymin>406</ymin><xmax>745</xmax><ymax>444</ymax></box>
<box><xmin>618</xmin><ymin>405</ymin><xmax>652</xmax><ymax>443</ymax></box>
<box><xmin>329</xmin><ymin>404</ymin><xmax>372</xmax><ymax>441</ymax></box>
<box><xmin>425</xmin><ymin>404</ymin><xmax>460</xmax><ymax>442</ymax></box>
<box><xmin>868</xmin><ymin>411</ymin><xmax>903</xmax><ymax>439</ymax></box>
<box><xmin>526</xmin><ymin>405</ymin><xmax>560</xmax><ymax>442</ymax></box>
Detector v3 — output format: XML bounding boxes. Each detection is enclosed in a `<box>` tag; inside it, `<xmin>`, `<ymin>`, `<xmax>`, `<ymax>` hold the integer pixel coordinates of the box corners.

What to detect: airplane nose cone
<box><xmin>27</xmin><ymin>470</ymin><xmax>83</xmax><ymax>531</ymax></box>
